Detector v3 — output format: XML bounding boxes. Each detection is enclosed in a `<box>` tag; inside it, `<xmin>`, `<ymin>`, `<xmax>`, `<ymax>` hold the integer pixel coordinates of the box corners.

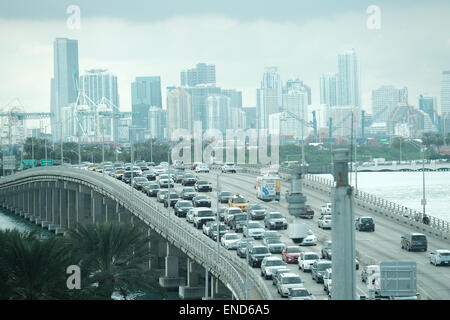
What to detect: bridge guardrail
<box><xmin>238</xmin><ymin>164</ymin><xmax>450</xmax><ymax>242</ymax></box>
<box><xmin>0</xmin><ymin>167</ymin><xmax>273</xmax><ymax>300</ymax></box>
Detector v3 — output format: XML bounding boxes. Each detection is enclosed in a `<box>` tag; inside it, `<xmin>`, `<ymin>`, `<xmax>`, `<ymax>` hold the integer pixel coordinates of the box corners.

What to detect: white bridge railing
<box><xmin>0</xmin><ymin>167</ymin><xmax>273</xmax><ymax>300</ymax></box>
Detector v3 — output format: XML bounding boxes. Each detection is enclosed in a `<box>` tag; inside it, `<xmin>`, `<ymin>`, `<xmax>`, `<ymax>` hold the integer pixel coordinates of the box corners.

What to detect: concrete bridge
<box><xmin>0</xmin><ymin>167</ymin><xmax>273</xmax><ymax>300</ymax></box>
<box><xmin>356</xmin><ymin>162</ymin><xmax>450</xmax><ymax>172</ymax></box>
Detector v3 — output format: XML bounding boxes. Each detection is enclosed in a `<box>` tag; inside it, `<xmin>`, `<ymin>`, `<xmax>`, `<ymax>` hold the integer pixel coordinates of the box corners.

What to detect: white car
<box><xmin>222</xmin><ymin>162</ymin><xmax>237</xmax><ymax>173</ymax></box>
<box><xmin>300</xmin><ymin>233</ymin><xmax>317</xmax><ymax>246</ymax></box>
<box><xmin>243</xmin><ymin>221</ymin><xmax>265</xmax><ymax>239</ymax></box>
<box><xmin>321</xmin><ymin>203</ymin><xmax>333</xmax><ymax>215</ymax></box>
<box><xmin>323</xmin><ymin>268</ymin><xmax>332</xmax><ymax>294</ymax></box>
<box><xmin>298</xmin><ymin>252</ymin><xmax>320</xmax><ymax>272</ymax></box>
<box><xmin>318</xmin><ymin>215</ymin><xmax>332</xmax><ymax>229</ymax></box>
<box><xmin>429</xmin><ymin>249</ymin><xmax>450</xmax><ymax>266</ymax></box>
<box><xmin>221</xmin><ymin>233</ymin><xmax>241</xmax><ymax>250</ymax></box>
<box><xmin>195</xmin><ymin>164</ymin><xmax>210</xmax><ymax>173</ymax></box>
<box><xmin>276</xmin><ymin>273</ymin><xmax>304</xmax><ymax>297</ymax></box>
<box><xmin>186</xmin><ymin>208</ymin><xmax>195</xmax><ymax>223</ymax></box>
<box><xmin>260</xmin><ymin>256</ymin><xmax>287</xmax><ymax>279</ymax></box>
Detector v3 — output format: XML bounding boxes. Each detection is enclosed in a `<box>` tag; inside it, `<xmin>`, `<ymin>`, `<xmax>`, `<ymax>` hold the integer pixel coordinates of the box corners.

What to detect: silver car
<box><xmin>288</xmin><ymin>288</ymin><xmax>313</xmax><ymax>300</ymax></box>
<box><xmin>429</xmin><ymin>249</ymin><xmax>450</xmax><ymax>266</ymax></box>
<box><xmin>318</xmin><ymin>215</ymin><xmax>332</xmax><ymax>229</ymax></box>
<box><xmin>298</xmin><ymin>252</ymin><xmax>320</xmax><ymax>272</ymax></box>
<box><xmin>276</xmin><ymin>273</ymin><xmax>304</xmax><ymax>297</ymax></box>
<box><xmin>243</xmin><ymin>221</ymin><xmax>265</xmax><ymax>239</ymax></box>
<box><xmin>260</xmin><ymin>256</ymin><xmax>287</xmax><ymax>279</ymax></box>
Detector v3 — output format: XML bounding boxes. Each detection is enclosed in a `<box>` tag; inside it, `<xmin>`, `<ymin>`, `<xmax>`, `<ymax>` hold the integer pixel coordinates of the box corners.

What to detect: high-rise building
<box><xmin>181</xmin><ymin>63</ymin><xmax>216</xmax><ymax>87</ymax></box>
<box><xmin>131</xmin><ymin>76</ymin><xmax>162</xmax><ymax>141</ymax></box>
<box><xmin>281</xmin><ymin>90</ymin><xmax>308</xmax><ymax>139</ymax></box>
<box><xmin>337</xmin><ymin>49</ymin><xmax>361</xmax><ymax>107</ymax></box>
<box><xmin>419</xmin><ymin>94</ymin><xmax>437</xmax><ymax>126</ymax></box>
<box><xmin>441</xmin><ymin>71</ymin><xmax>450</xmax><ymax>134</ymax></box>
<box><xmin>184</xmin><ymin>85</ymin><xmax>222</xmax><ymax>130</ymax></box>
<box><xmin>284</xmin><ymin>78</ymin><xmax>311</xmax><ymax>105</ymax></box>
<box><xmin>79</xmin><ymin>69</ymin><xmax>120</xmax><ymax>143</ymax></box>
<box><xmin>166</xmin><ymin>87</ymin><xmax>192</xmax><ymax>138</ymax></box>
<box><xmin>243</xmin><ymin>107</ymin><xmax>256</xmax><ymax>129</ymax></box>
<box><xmin>257</xmin><ymin>67</ymin><xmax>282</xmax><ymax>130</ymax></box>
<box><xmin>206</xmin><ymin>95</ymin><xmax>231</xmax><ymax>133</ymax></box>
<box><xmin>372</xmin><ymin>85</ymin><xmax>404</xmax><ymax>123</ymax></box>
<box><xmin>51</xmin><ymin>38</ymin><xmax>79</xmax><ymax>142</ymax></box>
<box><xmin>221</xmin><ymin>89</ymin><xmax>243</xmax><ymax>109</ymax></box>
<box><xmin>320</xmin><ymin>73</ymin><xmax>337</xmax><ymax>107</ymax></box>
<box><xmin>148</xmin><ymin>107</ymin><xmax>166</xmax><ymax>140</ymax></box>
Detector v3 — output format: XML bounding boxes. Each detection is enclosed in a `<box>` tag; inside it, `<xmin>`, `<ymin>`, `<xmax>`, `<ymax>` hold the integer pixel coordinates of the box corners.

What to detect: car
<box><xmin>311</xmin><ymin>259</ymin><xmax>332</xmax><ymax>283</ymax></box>
<box><xmin>277</xmin><ymin>273</ymin><xmax>304</xmax><ymax>297</ymax></box>
<box><xmin>143</xmin><ymin>182</ymin><xmax>160</xmax><ymax>197</ymax></box>
<box><xmin>323</xmin><ymin>268</ymin><xmax>332</xmax><ymax>293</ymax></box>
<box><xmin>300</xmin><ymin>205</ymin><xmax>315</xmax><ymax>219</ymax></box>
<box><xmin>158</xmin><ymin>176</ymin><xmax>175</xmax><ymax>188</ymax></box>
<box><xmin>174</xmin><ymin>200</ymin><xmax>194</xmax><ymax>217</ymax></box>
<box><xmin>288</xmin><ymin>288</ymin><xmax>313</xmax><ymax>300</ymax></box>
<box><xmin>321</xmin><ymin>241</ymin><xmax>332</xmax><ymax>259</ymax></box>
<box><xmin>153</xmin><ymin>165</ymin><xmax>167</xmax><ymax>176</ymax></box>
<box><xmin>260</xmin><ymin>256</ymin><xmax>287</xmax><ymax>279</ymax></box>
<box><xmin>429</xmin><ymin>249</ymin><xmax>450</xmax><ymax>266</ymax></box>
<box><xmin>195</xmin><ymin>163</ymin><xmax>210</xmax><ymax>173</ymax></box>
<box><xmin>221</xmin><ymin>232</ymin><xmax>241</xmax><ymax>249</ymax></box>
<box><xmin>263</xmin><ymin>237</ymin><xmax>286</xmax><ymax>254</ymax></box>
<box><xmin>236</xmin><ymin>238</ymin><xmax>255</xmax><ymax>258</ymax></box>
<box><xmin>186</xmin><ymin>208</ymin><xmax>195</xmax><ymax>223</ymax></box>
<box><xmin>208</xmin><ymin>222</ymin><xmax>228</xmax><ymax>239</ymax></box>
<box><xmin>192</xmin><ymin>195</ymin><xmax>212</xmax><ymax>208</ymax></box>
<box><xmin>113</xmin><ymin>169</ymin><xmax>125</xmax><ymax>180</ymax></box>
<box><xmin>299</xmin><ymin>232</ymin><xmax>317</xmax><ymax>246</ymax></box>
<box><xmin>191</xmin><ymin>161</ymin><xmax>202</xmax><ymax>170</ymax></box>
<box><xmin>264</xmin><ymin>212</ymin><xmax>288</xmax><ymax>230</ymax></box>
<box><xmin>156</xmin><ymin>190</ymin><xmax>169</xmax><ymax>203</ymax></box>
<box><xmin>140</xmin><ymin>181</ymin><xmax>153</xmax><ymax>193</ymax></box>
<box><xmin>174</xmin><ymin>160</ymin><xmax>185</xmax><ymax>171</ymax></box>
<box><xmin>248</xmin><ymin>245</ymin><xmax>272</xmax><ymax>267</ymax></box>
<box><xmin>131</xmin><ymin>176</ymin><xmax>147</xmax><ymax>189</ymax></box>
<box><xmin>262</xmin><ymin>230</ymin><xmax>280</xmax><ymax>241</ymax></box>
<box><xmin>142</xmin><ymin>170</ymin><xmax>157</xmax><ymax>181</ymax></box>
<box><xmin>282</xmin><ymin>246</ymin><xmax>302</xmax><ymax>264</ymax></box>
<box><xmin>181</xmin><ymin>173</ymin><xmax>197</xmax><ymax>186</ymax></box>
<box><xmin>194</xmin><ymin>180</ymin><xmax>213</xmax><ymax>192</ymax></box>
<box><xmin>229</xmin><ymin>194</ymin><xmax>249</xmax><ymax>212</ymax></box>
<box><xmin>361</xmin><ymin>265</ymin><xmax>380</xmax><ymax>283</ymax></box>
<box><xmin>218</xmin><ymin>191</ymin><xmax>233</xmax><ymax>203</ymax></box>
<box><xmin>222</xmin><ymin>162</ymin><xmax>237</xmax><ymax>173</ymax></box>
<box><xmin>146</xmin><ymin>161</ymin><xmax>156</xmax><ymax>167</ymax></box>
<box><xmin>247</xmin><ymin>203</ymin><xmax>266</xmax><ymax>220</ymax></box>
<box><xmin>228</xmin><ymin>213</ymin><xmax>248</xmax><ymax>232</ymax></box>
<box><xmin>272</xmin><ymin>268</ymin><xmax>292</xmax><ymax>286</ymax></box>
<box><xmin>243</xmin><ymin>221</ymin><xmax>265</xmax><ymax>239</ymax></box>
<box><xmin>355</xmin><ymin>216</ymin><xmax>375</xmax><ymax>232</ymax></box>
<box><xmin>217</xmin><ymin>207</ymin><xmax>228</xmax><ymax>222</ymax></box>
<box><xmin>318</xmin><ymin>215</ymin><xmax>332</xmax><ymax>229</ymax></box>
<box><xmin>192</xmin><ymin>208</ymin><xmax>216</xmax><ymax>229</ymax></box>
<box><xmin>298</xmin><ymin>252</ymin><xmax>320</xmax><ymax>272</ymax></box>
<box><xmin>203</xmin><ymin>221</ymin><xmax>216</xmax><ymax>236</ymax></box>
<box><xmin>321</xmin><ymin>203</ymin><xmax>333</xmax><ymax>215</ymax></box>
<box><xmin>164</xmin><ymin>192</ymin><xmax>180</xmax><ymax>208</ymax></box>
<box><xmin>181</xmin><ymin>187</ymin><xmax>197</xmax><ymax>200</ymax></box>
<box><xmin>401</xmin><ymin>233</ymin><xmax>428</xmax><ymax>252</ymax></box>
<box><xmin>159</xmin><ymin>161</ymin><xmax>169</xmax><ymax>167</ymax></box>
<box><xmin>224</xmin><ymin>207</ymin><xmax>244</xmax><ymax>225</ymax></box>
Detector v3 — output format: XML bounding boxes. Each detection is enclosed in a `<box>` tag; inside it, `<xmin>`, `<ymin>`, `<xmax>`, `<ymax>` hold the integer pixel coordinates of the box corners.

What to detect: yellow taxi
<box><xmin>228</xmin><ymin>194</ymin><xmax>249</xmax><ymax>212</ymax></box>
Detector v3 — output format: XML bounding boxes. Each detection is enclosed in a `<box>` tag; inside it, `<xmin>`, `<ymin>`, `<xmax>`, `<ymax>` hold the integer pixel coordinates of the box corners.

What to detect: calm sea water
<box><xmin>318</xmin><ymin>171</ymin><xmax>450</xmax><ymax>222</ymax></box>
<box><xmin>0</xmin><ymin>208</ymin><xmax>178</xmax><ymax>300</ymax></box>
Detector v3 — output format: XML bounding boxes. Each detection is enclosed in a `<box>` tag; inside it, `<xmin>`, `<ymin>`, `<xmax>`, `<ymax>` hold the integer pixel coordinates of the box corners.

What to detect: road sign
<box><xmin>40</xmin><ymin>159</ymin><xmax>53</xmax><ymax>166</ymax></box>
<box><xmin>379</xmin><ymin>261</ymin><xmax>416</xmax><ymax>297</ymax></box>
<box><xmin>3</xmin><ymin>156</ymin><xmax>16</xmax><ymax>170</ymax></box>
<box><xmin>22</xmin><ymin>159</ymin><xmax>37</xmax><ymax>166</ymax></box>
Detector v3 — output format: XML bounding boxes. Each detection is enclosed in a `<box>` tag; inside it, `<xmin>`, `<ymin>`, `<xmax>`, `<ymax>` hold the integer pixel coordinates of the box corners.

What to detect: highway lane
<box><xmin>206</xmin><ymin>170</ymin><xmax>450</xmax><ymax>300</ymax></box>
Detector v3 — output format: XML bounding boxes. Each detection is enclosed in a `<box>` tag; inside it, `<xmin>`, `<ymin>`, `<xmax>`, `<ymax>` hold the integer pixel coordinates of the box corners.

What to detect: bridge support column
<box><xmin>67</xmin><ymin>189</ymin><xmax>77</xmax><ymax>230</ymax></box>
<box><xmin>57</xmin><ymin>188</ymin><xmax>68</xmax><ymax>235</ymax></box>
<box><xmin>77</xmin><ymin>187</ymin><xmax>92</xmax><ymax>225</ymax></box>
<box><xmin>105</xmin><ymin>199</ymin><xmax>117</xmax><ymax>223</ymax></box>
<box><xmin>42</xmin><ymin>185</ymin><xmax>52</xmax><ymax>229</ymax></box>
<box><xmin>214</xmin><ymin>277</ymin><xmax>231</xmax><ymax>299</ymax></box>
<box><xmin>51</xmin><ymin>186</ymin><xmax>61</xmax><ymax>228</ymax></box>
<box><xmin>91</xmin><ymin>191</ymin><xmax>104</xmax><ymax>225</ymax></box>
<box><xmin>179</xmin><ymin>258</ymin><xmax>205</xmax><ymax>300</ymax></box>
<box><xmin>117</xmin><ymin>204</ymin><xmax>131</xmax><ymax>223</ymax></box>
<box><xmin>159</xmin><ymin>242</ymin><xmax>185</xmax><ymax>290</ymax></box>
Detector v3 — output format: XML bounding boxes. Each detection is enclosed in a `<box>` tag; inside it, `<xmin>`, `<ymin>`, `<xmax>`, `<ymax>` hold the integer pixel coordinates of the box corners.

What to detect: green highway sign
<box><xmin>22</xmin><ymin>159</ymin><xmax>37</xmax><ymax>166</ymax></box>
<box><xmin>40</xmin><ymin>159</ymin><xmax>53</xmax><ymax>166</ymax></box>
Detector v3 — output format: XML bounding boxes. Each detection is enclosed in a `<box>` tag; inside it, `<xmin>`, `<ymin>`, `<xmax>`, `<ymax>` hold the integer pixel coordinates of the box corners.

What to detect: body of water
<box><xmin>318</xmin><ymin>171</ymin><xmax>450</xmax><ymax>222</ymax></box>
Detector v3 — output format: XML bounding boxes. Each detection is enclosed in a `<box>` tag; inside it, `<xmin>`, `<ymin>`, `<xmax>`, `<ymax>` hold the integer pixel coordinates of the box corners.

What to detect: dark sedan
<box><xmin>181</xmin><ymin>173</ymin><xmax>197</xmax><ymax>186</ymax></box>
<box><xmin>218</xmin><ymin>191</ymin><xmax>233</xmax><ymax>203</ymax></box>
<box><xmin>181</xmin><ymin>187</ymin><xmax>197</xmax><ymax>200</ymax></box>
<box><xmin>132</xmin><ymin>177</ymin><xmax>148</xmax><ymax>190</ymax></box>
<box><xmin>143</xmin><ymin>182</ymin><xmax>160</xmax><ymax>197</ymax></box>
<box><xmin>164</xmin><ymin>192</ymin><xmax>180</xmax><ymax>208</ymax></box>
<box><xmin>174</xmin><ymin>200</ymin><xmax>194</xmax><ymax>217</ymax></box>
<box><xmin>193</xmin><ymin>195</ymin><xmax>211</xmax><ymax>207</ymax></box>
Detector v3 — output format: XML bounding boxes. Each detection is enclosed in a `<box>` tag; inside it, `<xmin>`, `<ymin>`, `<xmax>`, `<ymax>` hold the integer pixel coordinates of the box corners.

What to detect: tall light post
<box><xmin>421</xmin><ymin>146</ymin><xmax>426</xmax><ymax>217</ymax></box>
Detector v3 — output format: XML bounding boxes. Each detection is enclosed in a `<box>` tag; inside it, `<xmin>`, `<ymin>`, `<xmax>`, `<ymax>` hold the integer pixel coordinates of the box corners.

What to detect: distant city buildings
<box><xmin>337</xmin><ymin>49</ymin><xmax>361</xmax><ymax>107</ymax></box>
<box><xmin>371</xmin><ymin>85</ymin><xmax>407</xmax><ymax>122</ymax></box>
<box><xmin>51</xmin><ymin>38</ymin><xmax>79</xmax><ymax>142</ymax></box>
<box><xmin>441</xmin><ymin>71</ymin><xmax>450</xmax><ymax>134</ymax></box>
<box><xmin>181</xmin><ymin>63</ymin><xmax>216</xmax><ymax>87</ymax></box>
<box><xmin>256</xmin><ymin>67</ymin><xmax>282</xmax><ymax>130</ymax></box>
<box><xmin>320</xmin><ymin>72</ymin><xmax>337</xmax><ymax>107</ymax></box>
<box><xmin>166</xmin><ymin>87</ymin><xmax>192</xmax><ymax>138</ymax></box>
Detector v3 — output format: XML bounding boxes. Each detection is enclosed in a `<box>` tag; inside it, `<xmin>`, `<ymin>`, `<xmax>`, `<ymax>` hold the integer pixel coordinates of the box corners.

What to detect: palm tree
<box><xmin>65</xmin><ymin>222</ymin><xmax>167</xmax><ymax>300</ymax></box>
<box><xmin>0</xmin><ymin>229</ymin><xmax>73</xmax><ymax>300</ymax></box>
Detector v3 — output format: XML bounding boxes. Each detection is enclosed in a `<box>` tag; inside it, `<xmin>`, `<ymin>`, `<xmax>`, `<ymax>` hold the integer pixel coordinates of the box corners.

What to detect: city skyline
<box><xmin>1</xmin><ymin>1</ymin><xmax>450</xmax><ymax>124</ymax></box>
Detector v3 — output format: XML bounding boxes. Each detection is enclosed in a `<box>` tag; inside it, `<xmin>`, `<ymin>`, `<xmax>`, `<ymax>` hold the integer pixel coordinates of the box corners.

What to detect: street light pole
<box><xmin>421</xmin><ymin>147</ymin><xmax>426</xmax><ymax>217</ymax></box>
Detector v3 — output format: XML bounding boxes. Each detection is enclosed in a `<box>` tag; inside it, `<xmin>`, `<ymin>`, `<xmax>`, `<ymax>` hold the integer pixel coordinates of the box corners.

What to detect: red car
<box><xmin>282</xmin><ymin>246</ymin><xmax>302</xmax><ymax>263</ymax></box>
<box><xmin>300</xmin><ymin>205</ymin><xmax>314</xmax><ymax>219</ymax></box>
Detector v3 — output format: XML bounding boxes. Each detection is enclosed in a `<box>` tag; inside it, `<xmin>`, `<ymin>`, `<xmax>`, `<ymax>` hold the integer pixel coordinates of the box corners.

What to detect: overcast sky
<box><xmin>1</xmin><ymin>0</ymin><xmax>449</xmax><ymax>128</ymax></box>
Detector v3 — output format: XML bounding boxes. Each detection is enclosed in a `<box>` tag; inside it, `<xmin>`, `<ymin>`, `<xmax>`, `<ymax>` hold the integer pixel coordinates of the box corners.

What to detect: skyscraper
<box><xmin>184</xmin><ymin>85</ymin><xmax>222</xmax><ymax>130</ymax></box>
<box><xmin>441</xmin><ymin>71</ymin><xmax>450</xmax><ymax>134</ymax></box>
<box><xmin>337</xmin><ymin>49</ymin><xmax>361</xmax><ymax>107</ymax></box>
<box><xmin>51</xmin><ymin>38</ymin><xmax>79</xmax><ymax>142</ymax></box>
<box><xmin>206</xmin><ymin>95</ymin><xmax>231</xmax><ymax>133</ymax></box>
<box><xmin>131</xmin><ymin>76</ymin><xmax>162</xmax><ymax>141</ymax></box>
<box><xmin>257</xmin><ymin>67</ymin><xmax>282</xmax><ymax>130</ymax></box>
<box><xmin>166</xmin><ymin>87</ymin><xmax>192</xmax><ymax>138</ymax></box>
<box><xmin>181</xmin><ymin>63</ymin><xmax>216</xmax><ymax>87</ymax></box>
<box><xmin>221</xmin><ymin>89</ymin><xmax>243</xmax><ymax>109</ymax></box>
<box><xmin>320</xmin><ymin>73</ymin><xmax>337</xmax><ymax>107</ymax></box>
<box><xmin>419</xmin><ymin>94</ymin><xmax>437</xmax><ymax>126</ymax></box>
<box><xmin>281</xmin><ymin>89</ymin><xmax>308</xmax><ymax>139</ymax></box>
<box><xmin>284</xmin><ymin>78</ymin><xmax>311</xmax><ymax>105</ymax></box>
